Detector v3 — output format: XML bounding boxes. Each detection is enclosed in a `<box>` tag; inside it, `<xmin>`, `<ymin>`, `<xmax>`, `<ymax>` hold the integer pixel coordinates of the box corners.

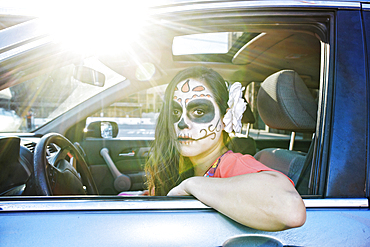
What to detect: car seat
<box><xmin>254</xmin><ymin>70</ymin><xmax>317</xmax><ymax>188</ymax></box>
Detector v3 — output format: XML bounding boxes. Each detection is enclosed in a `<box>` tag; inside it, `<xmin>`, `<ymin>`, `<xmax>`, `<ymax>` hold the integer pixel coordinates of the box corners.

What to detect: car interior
<box><xmin>0</xmin><ymin>11</ymin><xmax>326</xmax><ymax>198</ymax></box>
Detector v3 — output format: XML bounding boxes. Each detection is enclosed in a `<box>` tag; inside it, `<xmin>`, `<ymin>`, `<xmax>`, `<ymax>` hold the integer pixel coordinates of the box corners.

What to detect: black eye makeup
<box><xmin>171</xmin><ymin>101</ymin><xmax>182</xmax><ymax>123</ymax></box>
<box><xmin>186</xmin><ymin>99</ymin><xmax>215</xmax><ymax>123</ymax></box>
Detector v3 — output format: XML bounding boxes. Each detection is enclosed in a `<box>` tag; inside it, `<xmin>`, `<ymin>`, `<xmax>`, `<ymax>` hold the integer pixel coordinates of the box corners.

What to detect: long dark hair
<box><xmin>145</xmin><ymin>66</ymin><xmax>229</xmax><ymax>195</ymax></box>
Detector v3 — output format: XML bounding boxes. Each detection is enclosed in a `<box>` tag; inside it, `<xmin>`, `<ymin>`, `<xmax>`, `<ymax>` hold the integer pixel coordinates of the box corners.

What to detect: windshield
<box><xmin>0</xmin><ymin>57</ymin><xmax>124</xmax><ymax>133</ymax></box>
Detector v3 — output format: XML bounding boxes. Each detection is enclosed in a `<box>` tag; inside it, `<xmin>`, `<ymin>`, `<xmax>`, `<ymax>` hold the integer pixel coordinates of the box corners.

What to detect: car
<box><xmin>1</xmin><ymin>0</ymin><xmax>370</xmax><ymax>246</ymax></box>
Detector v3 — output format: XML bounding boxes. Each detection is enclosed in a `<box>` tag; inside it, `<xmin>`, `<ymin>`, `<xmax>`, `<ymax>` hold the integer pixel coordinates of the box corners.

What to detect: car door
<box><xmin>2</xmin><ymin>1</ymin><xmax>370</xmax><ymax>247</ymax></box>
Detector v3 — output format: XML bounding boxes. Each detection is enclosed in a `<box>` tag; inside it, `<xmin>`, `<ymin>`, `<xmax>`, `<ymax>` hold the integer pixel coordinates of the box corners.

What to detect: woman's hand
<box><xmin>167</xmin><ymin>180</ymin><xmax>191</xmax><ymax>196</ymax></box>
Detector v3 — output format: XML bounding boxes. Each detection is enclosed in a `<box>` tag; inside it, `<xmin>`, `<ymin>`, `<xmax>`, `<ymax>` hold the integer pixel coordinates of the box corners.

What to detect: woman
<box><xmin>145</xmin><ymin>66</ymin><xmax>306</xmax><ymax>231</ymax></box>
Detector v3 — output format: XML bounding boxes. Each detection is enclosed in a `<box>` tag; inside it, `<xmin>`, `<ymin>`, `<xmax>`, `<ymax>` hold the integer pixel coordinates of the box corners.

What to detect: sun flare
<box><xmin>37</xmin><ymin>2</ymin><xmax>150</xmax><ymax>55</ymax></box>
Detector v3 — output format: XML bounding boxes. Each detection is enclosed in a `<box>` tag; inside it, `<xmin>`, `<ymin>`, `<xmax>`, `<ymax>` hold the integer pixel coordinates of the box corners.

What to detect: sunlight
<box><xmin>36</xmin><ymin>1</ymin><xmax>150</xmax><ymax>55</ymax></box>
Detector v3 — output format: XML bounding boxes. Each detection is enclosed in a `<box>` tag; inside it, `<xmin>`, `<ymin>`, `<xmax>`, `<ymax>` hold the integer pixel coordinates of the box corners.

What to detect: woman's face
<box><xmin>172</xmin><ymin>78</ymin><xmax>224</xmax><ymax>157</ymax></box>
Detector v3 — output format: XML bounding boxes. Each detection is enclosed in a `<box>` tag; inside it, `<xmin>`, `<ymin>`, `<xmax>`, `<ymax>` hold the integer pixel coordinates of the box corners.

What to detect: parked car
<box><xmin>1</xmin><ymin>0</ymin><xmax>370</xmax><ymax>246</ymax></box>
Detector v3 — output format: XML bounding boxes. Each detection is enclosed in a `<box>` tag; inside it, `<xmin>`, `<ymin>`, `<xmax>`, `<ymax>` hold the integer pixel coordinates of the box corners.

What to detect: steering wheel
<box><xmin>33</xmin><ymin>133</ymin><xmax>98</xmax><ymax>196</ymax></box>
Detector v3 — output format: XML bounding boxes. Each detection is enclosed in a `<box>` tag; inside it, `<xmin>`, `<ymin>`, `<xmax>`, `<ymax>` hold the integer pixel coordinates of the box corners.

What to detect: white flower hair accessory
<box><xmin>223</xmin><ymin>82</ymin><xmax>247</xmax><ymax>133</ymax></box>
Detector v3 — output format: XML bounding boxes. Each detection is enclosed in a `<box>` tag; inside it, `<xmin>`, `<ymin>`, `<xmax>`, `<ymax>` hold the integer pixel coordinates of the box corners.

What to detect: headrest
<box><xmin>257</xmin><ymin>70</ymin><xmax>317</xmax><ymax>132</ymax></box>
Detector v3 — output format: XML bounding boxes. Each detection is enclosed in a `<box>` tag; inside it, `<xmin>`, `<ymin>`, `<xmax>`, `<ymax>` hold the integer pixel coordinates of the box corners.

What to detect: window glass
<box><xmin>86</xmin><ymin>84</ymin><xmax>167</xmax><ymax>139</ymax></box>
<box><xmin>0</xmin><ymin>57</ymin><xmax>122</xmax><ymax>133</ymax></box>
<box><xmin>173</xmin><ymin>32</ymin><xmax>243</xmax><ymax>55</ymax></box>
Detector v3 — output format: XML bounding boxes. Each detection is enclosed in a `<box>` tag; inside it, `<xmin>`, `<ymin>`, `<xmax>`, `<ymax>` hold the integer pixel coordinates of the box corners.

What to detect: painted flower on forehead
<box><xmin>223</xmin><ymin>82</ymin><xmax>247</xmax><ymax>133</ymax></box>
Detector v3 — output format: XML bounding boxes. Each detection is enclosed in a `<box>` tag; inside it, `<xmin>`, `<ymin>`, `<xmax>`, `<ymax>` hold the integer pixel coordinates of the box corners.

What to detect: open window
<box><xmin>163</xmin><ymin>12</ymin><xmax>331</xmax><ymax>197</ymax></box>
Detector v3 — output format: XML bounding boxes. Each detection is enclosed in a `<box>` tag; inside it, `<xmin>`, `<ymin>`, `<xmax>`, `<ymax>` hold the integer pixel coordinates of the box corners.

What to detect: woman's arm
<box><xmin>167</xmin><ymin>171</ymin><xmax>306</xmax><ymax>231</ymax></box>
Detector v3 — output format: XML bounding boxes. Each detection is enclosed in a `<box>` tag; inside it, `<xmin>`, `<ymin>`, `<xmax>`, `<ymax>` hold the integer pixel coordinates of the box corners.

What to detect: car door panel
<box><xmin>80</xmin><ymin>139</ymin><xmax>152</xmax><ymax>194</ymax></box>
<box><xmin>1</xmin><ymin>198</ymin><xmax>369</xmax><ymax>247</ymax></box>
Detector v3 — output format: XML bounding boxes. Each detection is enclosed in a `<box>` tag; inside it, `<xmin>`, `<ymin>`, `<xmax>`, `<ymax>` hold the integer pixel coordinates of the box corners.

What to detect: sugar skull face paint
<box><xmin>172</xmin><ymin>78</ymin><xmax>224</xmax><ymax>157</ymax></box>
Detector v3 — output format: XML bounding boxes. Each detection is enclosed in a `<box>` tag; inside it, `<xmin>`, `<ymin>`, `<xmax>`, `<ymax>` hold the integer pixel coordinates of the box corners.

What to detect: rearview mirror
<box><xmin>85</xmin><ymin>121</ymin><xmax>118</xmax><ymax>138</ymax></box>
<box><xmin>73</xmin><ymin>66</ymin><xmax>105</xmax><ymax>87</ymax></box>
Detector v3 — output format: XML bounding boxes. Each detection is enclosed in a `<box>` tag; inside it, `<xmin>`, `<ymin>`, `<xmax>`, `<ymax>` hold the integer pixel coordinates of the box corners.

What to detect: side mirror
<box><xmin>73</xmin><ymin>66</ymin><xmax>105</xmax><ymax>87</ymax></box>
<box><xmin>85</xmin><ymin>121</ymin><xmax>118</xmax><ymax>138</ymax></box>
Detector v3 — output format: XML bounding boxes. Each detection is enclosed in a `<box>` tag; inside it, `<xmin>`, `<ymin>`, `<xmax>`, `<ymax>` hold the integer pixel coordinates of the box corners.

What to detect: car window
<box><xmin>0</xmin><ymin>3</ymin><xmax>329</xmax><ymax>199</ymax></box>
<box><xmin>173</xmin><ymin>32</ymin><xmax>244</xmax><ymax>55</ymax></box>
<box><xmin>0</xmin><ymin>57</ymin><xmax>123</xmax><ymax>133</ymax></box>
<box><xmin>85</xmin><ymin>84</ymin><xmax>167</xmax><ymax>139</ymax></box>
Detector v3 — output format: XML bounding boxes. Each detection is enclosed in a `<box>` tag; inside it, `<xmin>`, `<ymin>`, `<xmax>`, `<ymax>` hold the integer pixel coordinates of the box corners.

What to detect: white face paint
<box><xmin>172</xmin><ymin>78</ymin><xmax>224</xmax><ymax>157</ymax></box>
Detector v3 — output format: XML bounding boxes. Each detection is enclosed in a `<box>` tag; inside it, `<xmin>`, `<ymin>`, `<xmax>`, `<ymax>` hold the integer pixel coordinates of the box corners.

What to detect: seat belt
<box><xmin>295</xmin><ymin>136</ymin><xmax>315</xmax><ymax>191</ymax></box>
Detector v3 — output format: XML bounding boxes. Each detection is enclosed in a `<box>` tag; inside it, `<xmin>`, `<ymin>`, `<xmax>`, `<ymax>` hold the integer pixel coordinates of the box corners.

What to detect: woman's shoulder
<box><xmin>222</xmin><ymin>150</ymin><xmax>256</xmax><ymax>163</ymax></box>
<box><xmin>216</xmin><ymin>150</ymin><xmax>272</xmax><ymax>177</ymax></box>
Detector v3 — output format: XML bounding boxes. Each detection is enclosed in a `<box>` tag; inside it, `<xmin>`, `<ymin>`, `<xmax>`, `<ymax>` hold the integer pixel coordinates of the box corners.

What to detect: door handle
<box><xmin>119</xmin><ymin>151</ymin><xmax>135</xmax><ymax>157</ymax></box>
